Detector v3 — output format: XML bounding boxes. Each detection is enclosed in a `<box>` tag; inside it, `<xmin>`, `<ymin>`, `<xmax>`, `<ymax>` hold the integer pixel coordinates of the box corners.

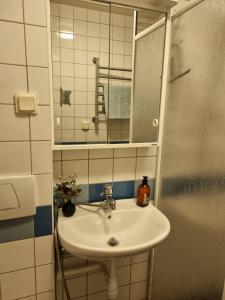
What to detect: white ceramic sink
<box><xmin>57</xmin><ymin>199</ymin><xmax>170</xmax><ymax>260</ymax></box>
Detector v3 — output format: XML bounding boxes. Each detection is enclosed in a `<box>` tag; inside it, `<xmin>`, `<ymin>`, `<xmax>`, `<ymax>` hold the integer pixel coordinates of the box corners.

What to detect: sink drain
<box><xmin>107</xmin><ymin>237</ymin><xmax>119</xmax><ymax>247</ymax></box>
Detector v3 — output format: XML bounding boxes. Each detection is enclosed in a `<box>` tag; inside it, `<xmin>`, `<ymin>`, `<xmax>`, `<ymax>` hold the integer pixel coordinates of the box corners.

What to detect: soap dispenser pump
<box><xmin>136</xmin><ymin>176</ymin><xmax>151</xmax><ymax>207</ymax></box>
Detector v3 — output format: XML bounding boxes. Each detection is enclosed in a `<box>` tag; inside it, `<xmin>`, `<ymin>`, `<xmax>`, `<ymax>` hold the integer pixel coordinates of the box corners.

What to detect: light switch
<box><xmin>15</xmin><ymin>93</ymin><xmax>38</xmax><ymax>114</ymax></box>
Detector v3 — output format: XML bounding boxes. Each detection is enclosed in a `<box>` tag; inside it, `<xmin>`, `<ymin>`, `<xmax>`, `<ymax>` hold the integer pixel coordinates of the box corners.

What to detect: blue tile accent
<box><xmin>89</xmin><ymin>183</ymin><xmax>110</xmax><ymax>203</ymax></box>
<box><xmin>34</xmin><ymin>205</ymin><xmax>52</xmax><ymax>237</ymax></box>
<box><xmin>53</xmin><ymin>180</ymin><xmax>155</xmax><ymax>208</ymax></box>
<box><xmin>0</xmin><ymin>216</ymin><xmax>34</xmax><ymax>244</ymax></box>
<box><xmin>113</xmin><ymin>181</ymin><xmax>135</xmax><ymax>200</ymax></box>
<box><xmin>89</xmin><ymin>181</ymin><xmax>135</xmax><ymax>202</ymax></box>
<box><xmin>76</xmin><ymin>184</ymin><xmax>89</xmax><ymax>204</ymax></box>
<box><xmin>135</xmin><ymin>178</ymin><xmax>155</xmax><ymax>200</ymax></box>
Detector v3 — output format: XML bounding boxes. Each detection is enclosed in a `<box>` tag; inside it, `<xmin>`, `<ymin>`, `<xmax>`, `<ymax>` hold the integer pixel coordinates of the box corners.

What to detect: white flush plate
<box><xmin>0</xmin><ymin>175</ymin><xmax>37</xmax><ymax>220</ymax></box>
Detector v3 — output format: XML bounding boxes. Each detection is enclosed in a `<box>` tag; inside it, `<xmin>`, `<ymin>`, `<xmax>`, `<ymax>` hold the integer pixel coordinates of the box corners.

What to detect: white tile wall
<box><xmin>36</xmin><ymin>174</ymin><xmax>53</xmax><ymax>206</ymax></box>
<box><xmin>0</xmin><ymin>2</ymin><xmax>53</xmax><ymax>300</ymax></box>
<box><xmin>117</xmin><ymin>265</ymin><xmax>131</xmax><ymax>286</ymax></box>
<box><xmin>0</xmin><ymin>0</ymin><xmax>23</xmax><ymax>22</ymax></box>
<box><xmin>0</xmin><ymin>268</ymin><xmax>36</xmax><ymax>300</ymax></box>
<box><xmin>21</xmin><ymin>296</ymin><xmax>36</xmax><ymax>300</ymax></box>
<box><xmin>132</xmin><ymin>251</ymin><xmax>150</xmax><ymax>264</ymax></box>
<box><xmin>66</xmin><ymin>275</ymin><xmax>87</xmax><ymax>298</ymax></box>
<box><xmin>89</xmin><ymin>158</ymin><xmax>113</xmax><ymax>183</ymax></box>
<box><xmin>30</xmin><ymin>106</ymin><xmax>51</xmax><ymax>140</ymax></box>
<box><xmin>130</xmin><ymin>280</ymin><xmax>148</xmax><ymax>300</ymax></box>
<box><xmin>0</xmin><ymin>235</ymin><xmax>55</xmax><ymax>300</ymax></box>
<box><xmin>87</xmin><ymin>291</ymin><xmax>107</xmax><ymax>300</ymax></box>
<box><xmin>113</xmin><ymin>157</ymin><xmax>136</xmax><ymax>181</ymax></box>
<box><xmin>136</xmin><ymin>156</ymin><xmax>157</xmax><ymax>179</ymax></box>
<box><xmin>53</xmin><ymin>146</ymin><xmax>157</xmax><ymax>184</ymax></box>
<box><xmin>24</xmin><ymin>0</ymin><xmax>47</xmax><ymax>26</ymax></box>
<box><xmin>25</xmin><ymin>25</ymin><xmax>49</xmax><ymax>67</ymax></box>
<box><xmin>0</xmin><ymin>105</ymin><xmax>29</xmax><ymax>141</ymax></box>
<box><xmin>28</xmin><ymin>67</ymin><xmax>50</xmax><ymax>105</ymax></box>
<box><xmin>63</xmin><ymin>159</ymin><xmax>88</xmax><ymax>183</ymax></box>
<box><xmin>60</xmin><ymin>4</ymin><xmax>73</xmax><ymax>19</ymax></box>
<box><xmin>36</xmin><ymin>264</ymin><xmax>55</xmax><ymax>293</ymax></box>
<box><xmin>117</xmin><ymin>285</ymin><xmax>129</xmax><ymax>300</ymax></box>
<box><xmin>0</xmin><ymin>142</ymin><xmax>31</xmax><ymax>176</ymax></box>
<box><xmin>35</xmin><ymin>235</ymin><xmax>54</xmax><ymax>266</ymax></box>
<box><xmin>0</xmin><ymin>239</ymin><xmax>34</xmax><ymax>273</ymax></box>
<box><xmin>31</xmin><ymin>141</ymin><xmax>52</xmax><ymax>174</ymax></box>
<box><xmin>131</xmin><ymin>261</ymin><xmax>149</xmax><ymax>283</ymax></box>
<box><xmin>0</xmin><ymin>64</ymin><xmax>27</xmax><ymax>104</ymax></box>
<box><xmin>88</xmin><ymin>271</ymin><xmax>107</xmax><ymax>294</ymax></box>
<box><xmin>114</xmin><ymin>147</ymin><xmax>136</xmax><ymax>158</ymax></box>
<box><xmin>37</xmin><ymin>291</ymin><xmax>55</xmax><ymax>300</ymax></box>
<box><xmin>0</xmin><ymin>21</ymin><xmax>26</xmax><ymax>65</ymax></box>
<box><xmin>62</xmin><ymin>149</ymin><xmax>88</xmax><ymax>160</ymax></box>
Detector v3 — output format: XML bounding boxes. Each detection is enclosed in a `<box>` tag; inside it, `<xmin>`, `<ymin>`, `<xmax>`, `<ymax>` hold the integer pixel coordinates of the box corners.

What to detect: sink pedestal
<box><xmin>107</xmin><ymin>258</ymin><xmax>118</xmax><ymax>300</ymax></box>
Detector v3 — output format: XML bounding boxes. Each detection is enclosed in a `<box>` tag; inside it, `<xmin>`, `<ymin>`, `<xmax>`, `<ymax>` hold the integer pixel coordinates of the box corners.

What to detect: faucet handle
<box><xmin>104</xmin><ymin>184</ymin><xmax>112</xmax><ymax>197</ymax></box>
<box><xmin>100</xmin><ymin>184</ymin><xmax>112</xmax><ymax>198</ymax></box>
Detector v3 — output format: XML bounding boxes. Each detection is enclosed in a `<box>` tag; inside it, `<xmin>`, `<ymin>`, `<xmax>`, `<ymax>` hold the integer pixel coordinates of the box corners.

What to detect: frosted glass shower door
<box><xmin>152</xmin><ymin>0</ymin><xmax>225</xmax><ymax>299</ymax></box>
<box><xmin>132</xmin><ymin>21</ymin><xmax>165</xmax><ymax>143</ymax></box>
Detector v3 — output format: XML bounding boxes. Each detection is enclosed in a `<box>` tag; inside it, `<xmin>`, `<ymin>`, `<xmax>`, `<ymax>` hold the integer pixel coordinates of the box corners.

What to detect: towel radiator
<box><xmin>92</xmin><ymin>57</ymin><xmax>132</xmax><ymax>125</ymax></box>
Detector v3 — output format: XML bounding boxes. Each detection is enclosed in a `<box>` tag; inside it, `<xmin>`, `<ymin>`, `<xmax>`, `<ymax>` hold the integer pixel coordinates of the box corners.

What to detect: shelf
<box><xmin>52</xmin><ymin>142</ymin><xmax>158</xmax><ymax>151</ymax></box>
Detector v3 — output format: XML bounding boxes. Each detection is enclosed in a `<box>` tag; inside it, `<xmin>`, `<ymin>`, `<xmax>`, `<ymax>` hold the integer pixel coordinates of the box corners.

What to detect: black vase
<box><xmin>62</xmin><ymin>200</ymin><xmax>76</xmax><ymax>217</ymax></box>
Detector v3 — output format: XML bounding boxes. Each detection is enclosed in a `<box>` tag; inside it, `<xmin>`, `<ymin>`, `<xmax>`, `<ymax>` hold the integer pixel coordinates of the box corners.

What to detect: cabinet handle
<box><xmin>153</xmin><ymin>119</ymin><xmax>159</xmax><ymax>128</ymax></box>
<box><xmin>56</xmin><ymin>117</ymin><xmax>61</xmax><ymax>128</ymax></box>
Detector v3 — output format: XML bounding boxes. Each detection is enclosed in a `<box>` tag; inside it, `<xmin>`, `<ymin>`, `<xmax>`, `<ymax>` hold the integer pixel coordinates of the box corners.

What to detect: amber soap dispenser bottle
<box><xmin>136</xmin><ymin>176</ymin><xmax>151</xmax><ymax>207</ymax></box>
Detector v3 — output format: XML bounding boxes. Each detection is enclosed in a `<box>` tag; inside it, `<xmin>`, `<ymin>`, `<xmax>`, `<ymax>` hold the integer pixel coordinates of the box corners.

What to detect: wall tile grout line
<box><xmin>21</xmin><ymin>0</ymin><xmax>34</xmax><ymax>177</ymax></box>
<box><xmin>0</xmin><ymin>139</ymin><xmax>51</xmax><ymax>143</ymax></box>
<box><xmin>7</xmin><ymin>289</ymin><xmax>55</xmax><ymax>300</ymax></box>
<box><xmin>0</xmin><ymin>262</ymin><xmax>53</xmax><ymax>276</ymax></box>
<box><xmin>0</xmin><ymin>62</ymin><xmax>49</xmax><ymax>68</ymax></box>
<box><xmin>0</xmin><ymin>18</ymin><xmax>47</xmax><ymax>28</ymax></box>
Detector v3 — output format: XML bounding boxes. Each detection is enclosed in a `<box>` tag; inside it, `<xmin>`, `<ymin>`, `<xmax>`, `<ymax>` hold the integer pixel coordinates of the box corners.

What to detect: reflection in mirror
<box><xmin>51</xmin><ymin>0</ymin><xmax>166</xmax><ymax>145</ymax></box>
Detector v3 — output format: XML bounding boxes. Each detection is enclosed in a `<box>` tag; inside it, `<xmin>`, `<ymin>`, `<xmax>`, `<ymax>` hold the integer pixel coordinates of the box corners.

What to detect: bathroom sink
<box><xmin>57</xmin><ymin>199</ymin><xmax>170</xmax><ymax>259</ymax></box>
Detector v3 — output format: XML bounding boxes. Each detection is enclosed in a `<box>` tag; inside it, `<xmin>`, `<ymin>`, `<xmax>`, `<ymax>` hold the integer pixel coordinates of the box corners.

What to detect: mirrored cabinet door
<box><xmin>132</xmin><ymin>15</ymin><xmax>166</xmax><ymax>143</ymax></box>
<box><xmin>51</xmin><ymin>0</ymin><xmax>166</xmax><ymax>146</ymax></box>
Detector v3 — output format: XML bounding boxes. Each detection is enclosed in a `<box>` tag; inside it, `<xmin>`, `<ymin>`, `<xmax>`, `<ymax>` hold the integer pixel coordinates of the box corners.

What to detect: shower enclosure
<box><xmin>152</xmin><ymin>0</ymin><xmax>225</xmax><ymax>299</ymax></box>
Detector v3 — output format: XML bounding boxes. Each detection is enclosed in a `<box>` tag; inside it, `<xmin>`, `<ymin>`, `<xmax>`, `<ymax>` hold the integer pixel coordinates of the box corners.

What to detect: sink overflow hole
<box><xmin>107</xmin><ymin>237</ymin><xmax>119</xmax><ymax>247</ymax></box>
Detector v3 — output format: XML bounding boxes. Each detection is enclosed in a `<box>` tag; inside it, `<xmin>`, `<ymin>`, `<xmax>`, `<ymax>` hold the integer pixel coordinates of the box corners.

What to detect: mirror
<box><xmin>51</xmin><ymin>0</ymin><xmax>166</xmax><ymax>145</ymax></box>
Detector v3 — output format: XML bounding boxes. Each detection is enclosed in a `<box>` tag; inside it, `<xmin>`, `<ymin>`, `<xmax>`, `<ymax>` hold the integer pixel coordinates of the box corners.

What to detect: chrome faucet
<box><xmin>77</xmin><ymin>184</ymin><xmax>116</xmax><ymax>210</ymax></box>
<box><xmin>101</xmin><ymin>184</ymin><xmax>116</xmax><ymax>210</ymax></box>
